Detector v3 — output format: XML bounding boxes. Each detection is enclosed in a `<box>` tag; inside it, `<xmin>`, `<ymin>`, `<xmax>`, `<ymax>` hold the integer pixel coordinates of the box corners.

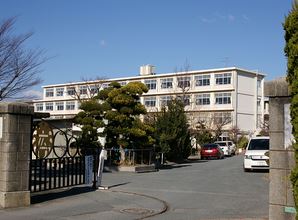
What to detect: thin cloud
<box><xmin>200</xmin><ymin>13</ymin><xmax>239</xmax><ymax>23</ymax></box>
<box><xmin>200</xmin><ymin>17</ymin><xmax>216</xmax><ymax>23</ymax></box>
<box><xmin>227</xmin><ymin>14</ymin><xmax>235</xmax><ymax>22</ymax></box>
<box><xmin>100</xmin><ymin>40</ymin><xmax>106</xmax><ymax>47</ymax></box>
<box><xmin>242</xmin><ymin>14</ymin><xmax>249</xmax><ymax>21</ymax></box>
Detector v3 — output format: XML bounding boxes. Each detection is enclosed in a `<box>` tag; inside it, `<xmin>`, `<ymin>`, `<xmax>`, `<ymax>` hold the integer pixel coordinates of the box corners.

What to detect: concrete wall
<box><xmin>267</xmin><ymin>79</ymin><xmax>295</xmax><ymax>220</ymax></box>
<box><xmin>0</xmin><ymin>102</ymin><xmax>34</xmax><ymax>208</ymax></box>
<box><xmin>236</xmin><ymin>72</ymin><xmax>257</xmax><ymax>132</ymax></box>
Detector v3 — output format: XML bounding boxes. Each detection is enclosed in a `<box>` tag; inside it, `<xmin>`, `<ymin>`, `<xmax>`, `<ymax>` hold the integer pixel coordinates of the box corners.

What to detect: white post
<box><xmin>97</xmin><ymin>149</ymin><xmax>108</xmax><ymax>190</ymax></box>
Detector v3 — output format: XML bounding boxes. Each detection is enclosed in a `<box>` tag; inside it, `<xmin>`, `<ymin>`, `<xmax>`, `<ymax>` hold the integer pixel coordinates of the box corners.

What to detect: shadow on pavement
<box><xmin>31</xmin><ymin>186</ymin><xmax>96</xmax><ymax>204</ymax></box>
<box><xmin>108</xmin><ymin>182</ymin><xmax>131</xmax><ymax>189</ymax></box>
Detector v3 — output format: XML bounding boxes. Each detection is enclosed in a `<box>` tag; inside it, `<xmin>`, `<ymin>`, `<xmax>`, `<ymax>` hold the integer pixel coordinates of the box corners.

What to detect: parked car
<box><xmin>227</xmin><ymin>141</ymin><xmax>236</xmax><ymax>155</ymax></box>
<box><xmin>201</xmin><ymin>143</ymin><xmax>224</xmax><ymax>160</ymax></box>
<box><xmin>243</xmin><ymin>136</ymin><xmax>269</xmax><ymax>172</ymax></box>
<box><xmin>214</xmin><ymin>141</ymin><xmax>232</xmax><ymax>156</ymax></box>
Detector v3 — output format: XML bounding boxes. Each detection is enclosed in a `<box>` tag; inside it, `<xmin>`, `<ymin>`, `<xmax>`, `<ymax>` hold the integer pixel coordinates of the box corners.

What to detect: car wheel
<box><xmin>243</xmin><ymin>167</ymin><xmax>250</xmax><ymax>172</ymax></box>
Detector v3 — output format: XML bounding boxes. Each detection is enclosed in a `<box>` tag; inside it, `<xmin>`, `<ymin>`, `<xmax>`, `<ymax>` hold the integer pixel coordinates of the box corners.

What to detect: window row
<box><xmin>35</xmin><ymin>101</ymin><xmax>76</xmax><ymax>111</ymax></box>
<box><xmin>193</xmin><ymin>112</ymin><xmax>232</xmax><ymax>125</ymax></box>
<box><xmin>45</xmin><ymin>85</ymin><xmax>100</xmax><ymax>97</ymax></box>
<box><xmin>144</xmin><ymin>93</ymin><xmax>232</xmax><ymax>107</ymax></box>
<box><xmin>144</xmin><ymin>73</ymin><xmax>232</xmax><ymax>90</ymax></box>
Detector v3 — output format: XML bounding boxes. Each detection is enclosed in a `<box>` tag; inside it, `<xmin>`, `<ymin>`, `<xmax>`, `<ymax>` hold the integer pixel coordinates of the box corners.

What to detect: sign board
<box><xmin>85</xmin><ymin>155</ymin><xmax>93</xmax><ymax>185</ymax></box>
<box><xmin>285</xmin><ymin>206</ymin><xmax>296</xmax><ymax>214</ymax></box>
<box><xmin>284</xmin><ymin>104</ymin><xmax>295</xmax><ymax>149</ymax></box>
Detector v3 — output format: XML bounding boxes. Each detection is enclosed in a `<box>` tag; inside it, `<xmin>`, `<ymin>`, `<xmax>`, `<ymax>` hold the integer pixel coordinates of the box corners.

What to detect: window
<box><xmin>196</xmin><ymin>113</ymin><xmax>210</xmax><ymax>124</ymax></box>
<box><xmin>66</xmin><ymin>101</ymin><xmax>75</xmax><ymax>110</ymax></box>
<box><xmin>195</xmin><ymin>75</ymin><xmax>210</xmax><ymax>86</ymax></box>
<box><xmin>215</xmin><ymin>73</ymin><xmax>232</xmax><ymax>85</ymax></box>
<box><xmin>177</xmin><ymin>77</ymin><xmax>190</xmax><ymax>88</ymax></box>
<box><xmin>102</xmin><ymin>83</ymin><xmax>110</xmax><ymax>88</ymax></box>
<box><xmin>45</xmin><ymin>88</ymin><xmax>54</xmax><ymax>97</ymax></box>
<box><xmin>67</xmin><ymin>87</ymin><xmax>76</xmax><ymax>96</ymax></box>
<box><xmin>90</xmin><ymin>85</ymin><xmax>98</xmax><ymax>94</ymax></box>
<box><xmin>56</xmin><ymin>88</ymin><xmax>64</xmax><ymax>97</ymax></box>
<box><xmin>144</xmin><ymin>79</ymin><xmax>157</xmax><ymax>90</ymax></box>
<box><xmin>119</xmin><ymin>81</ymin><xmax>127</xmax><ymax>86</ymax></box>
<box><xmin>161</xmin><ymin>78</ymin><xmax>173</xmax><ymax>89</ymax></box>
<box><xmin>215</xmin><ymin>93</ymin><xmax>231</xmax><ymax>104</ymax></box>
<box><xmin>214</xmin><ymin>112</ymin><xmax>232</xmax><ymax>124</ymax></box>
<box><xmin>177</xmin><ymin>95</ymin><xmax>190</xmax><ymax>106</ymax></box>
<box><xmin>36</xmin><ymin>103</ymin><xmax>43</xmax><ymax>111</ymax></box>
<box><xmin>80</xmin><ymin>85</ymin><xmax>87</xmax><ymax>95</ymax></box>
<box><xmin>56</xmin><ymin>102</ymin><xmax>64</xmax><ymax>111</ymax></box>
<box><xmin>144</xmin><ymin>97</ymin><xmax>156</xmax><ymax>107</ymax></box>
<box><xmin>195</xmin><ymin>94</ymin><xmax>210</xmax><ymax>105</ymax></box>
<box><xmin>45</xmin><ymin>102</ymin><xmax>53</xmax><ymax>111</ymax></box>
<box><xmin>160</xmin><ymin>96</ymin><xmax>172</xmax><ymax>106</ymax></box>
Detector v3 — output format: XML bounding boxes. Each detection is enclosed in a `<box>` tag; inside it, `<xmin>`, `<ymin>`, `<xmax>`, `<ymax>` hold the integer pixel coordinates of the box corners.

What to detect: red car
<box><xmin>201</xmin><ymin>143</ymin><xmax>225</xmax><ymax>160</ymax></box>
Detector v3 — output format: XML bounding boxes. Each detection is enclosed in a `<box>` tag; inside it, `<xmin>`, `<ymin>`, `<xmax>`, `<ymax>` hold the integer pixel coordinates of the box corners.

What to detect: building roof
<box><xmin>42</xmin><ymin>66</ymin><xmax>266</xmax><ymax>89</ymax></box>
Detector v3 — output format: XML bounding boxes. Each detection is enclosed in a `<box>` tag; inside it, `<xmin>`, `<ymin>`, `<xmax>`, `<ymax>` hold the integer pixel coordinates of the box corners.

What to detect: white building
<box><xmin>33</xmin><ymin>65</ymin><xmax>266</xmax><ymax>136</ymax></box>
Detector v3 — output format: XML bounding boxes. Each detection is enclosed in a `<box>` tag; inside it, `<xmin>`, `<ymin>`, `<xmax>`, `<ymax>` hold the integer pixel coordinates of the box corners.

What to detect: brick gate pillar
<box><xmin>0</xmin><ymin>102</ymin><xmax>34</xmax><ymax>208</ymax></box>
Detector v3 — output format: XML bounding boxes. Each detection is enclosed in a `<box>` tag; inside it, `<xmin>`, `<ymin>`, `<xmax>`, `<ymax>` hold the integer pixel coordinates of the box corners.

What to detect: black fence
<box><xmin>105</xmin><ymin>148</ymin><xmax>155</xmax><ymax>166</ymax></box>
<box><xmin>30</xmin><ymin>120</ymin><xmax>98</xmax><ymax>193</ymax></box>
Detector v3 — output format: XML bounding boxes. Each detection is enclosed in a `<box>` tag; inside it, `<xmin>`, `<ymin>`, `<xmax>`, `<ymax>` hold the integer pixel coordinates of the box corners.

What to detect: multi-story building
<box><xmin>33</xmin><ymin>65</ymin><xmax>266</xmax><ymax>136</ymax></box>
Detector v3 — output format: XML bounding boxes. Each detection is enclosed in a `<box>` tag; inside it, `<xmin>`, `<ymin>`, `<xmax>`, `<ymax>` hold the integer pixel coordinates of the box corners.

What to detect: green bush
<box><xmin>237</xmin><ymin>136</ymin><xmax>249</xmax><ymax>149</ymax></box>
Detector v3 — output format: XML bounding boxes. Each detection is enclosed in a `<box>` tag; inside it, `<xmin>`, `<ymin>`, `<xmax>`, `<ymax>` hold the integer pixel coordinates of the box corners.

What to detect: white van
<box><xmin>243</xmin><ymin>136</ymin><xmax>269</xmax><ymax>172</ymax></box>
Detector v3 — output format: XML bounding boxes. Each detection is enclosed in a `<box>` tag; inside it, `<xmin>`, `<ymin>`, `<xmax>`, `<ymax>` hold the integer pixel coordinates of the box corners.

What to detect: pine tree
<box><xmin>97</xmin><ymin>81</ymin><xmax>154</xmax><ymax>150</ymax></box>
<box><xmin>155</xmin><ymin>99</ymin><xmax>191</xmax><ymax>161</ymax></box>
<box><xmin>284</xmin><ymin>1</ymin><xmax>298</xmax><ymax>216</ymax></box>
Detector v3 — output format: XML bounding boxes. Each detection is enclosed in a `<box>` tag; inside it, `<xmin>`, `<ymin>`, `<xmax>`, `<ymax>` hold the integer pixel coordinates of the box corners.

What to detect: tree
<box><xmin>154</xmin><ymin>99</ymin><xmax>191</xmax><ymax>161</ymax></box>
<box><xmin>74</xmin><ymin>98</ymin><xmax>107</xmax><ymax>154</ymax></box>
<box><xmin>0</xmin><ymin>17</ymin><xmax>45</xmax><ymax>101</ymax></box>
<box><xmin>285</xmin><ymin>1</ymin><xmax>298</xmax><ymax>216</ymax></box>
<box><xmin>194</xmin><ymin>121</ymin><xmax>213</xmax><ymax>146</ymax></box>
<box><xmin>97</xmin><ymin>81</ymin><xmax>154</xmax><ymax>150</ymax></box>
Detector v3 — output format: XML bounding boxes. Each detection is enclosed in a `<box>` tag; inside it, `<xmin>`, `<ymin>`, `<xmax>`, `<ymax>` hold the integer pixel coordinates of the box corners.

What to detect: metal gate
<box><xmin>29</xmin><ymin>120</ymin><xmax>96</xmax><ymax>193</ymax></box>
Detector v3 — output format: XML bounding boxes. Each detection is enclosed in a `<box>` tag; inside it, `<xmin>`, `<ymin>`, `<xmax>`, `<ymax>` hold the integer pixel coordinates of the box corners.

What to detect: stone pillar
<box><xmin>265</xmin><ymin>79</ymin><xmax>296</xmax><ymax>219</ymax></box>
<box><xmin>0</xmin><ymin>102</ymin><xmax>34</xmax><ymax>208</ymax></box>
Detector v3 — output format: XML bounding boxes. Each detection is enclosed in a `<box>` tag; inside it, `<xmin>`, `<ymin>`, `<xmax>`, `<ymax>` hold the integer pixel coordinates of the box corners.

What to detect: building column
<box><xmin>0</xmin><ymin>102</ymin><xmax>34</xmax><ymax>208</ymax></box>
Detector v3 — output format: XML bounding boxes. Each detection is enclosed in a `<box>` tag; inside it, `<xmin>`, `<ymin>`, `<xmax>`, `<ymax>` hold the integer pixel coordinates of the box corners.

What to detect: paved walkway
<box><xmin>0</xmin><ymin>186</ymin><xmax>167</xmax><ymax>220</ymax></box>
<box><xmin>0</xmin><ymin>186</ymin><xmax>268</xmax><ymax>220</ymax></box>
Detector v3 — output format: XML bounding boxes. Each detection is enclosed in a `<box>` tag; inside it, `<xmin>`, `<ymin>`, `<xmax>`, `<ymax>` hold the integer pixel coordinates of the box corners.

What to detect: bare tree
<box><xmin>174</xmin><ymin>60</ymin><xmax>192</xmax><ymax>106</ymax></box>
<box><xmin>66</xmin><ymin>77</ymin><xmax>107</xmax><ymax>104</ymax></box>
<box><xmin>0</xmin><ymin>17</ymin><xmax>45</xmax><ymax>101</ymax></box>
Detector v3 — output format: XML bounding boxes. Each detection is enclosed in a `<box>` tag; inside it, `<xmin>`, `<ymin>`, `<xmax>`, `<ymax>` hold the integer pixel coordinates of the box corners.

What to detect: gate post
<box><xmin>266</xmin><ymin>79</ymin><xmax>295</xmax><ymax>220</ymax></box>
<box><xmin>0</xmin><ymin>102</ymin><xmax>34</xmax><ymax>208</ymax></box>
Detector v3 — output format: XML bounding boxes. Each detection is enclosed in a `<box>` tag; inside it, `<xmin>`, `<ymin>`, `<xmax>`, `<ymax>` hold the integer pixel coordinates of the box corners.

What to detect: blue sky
<box><xmin>0</xmin><ymin>0</ymin><xmax>293</xmax><ymax>93</ymax></box>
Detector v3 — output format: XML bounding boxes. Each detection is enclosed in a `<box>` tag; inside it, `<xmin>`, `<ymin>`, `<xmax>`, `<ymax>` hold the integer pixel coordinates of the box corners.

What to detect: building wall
<box><xmin>33</xmin><ymin>67</ymin><xmax>265</xmax><ymax>134</ymax></box>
